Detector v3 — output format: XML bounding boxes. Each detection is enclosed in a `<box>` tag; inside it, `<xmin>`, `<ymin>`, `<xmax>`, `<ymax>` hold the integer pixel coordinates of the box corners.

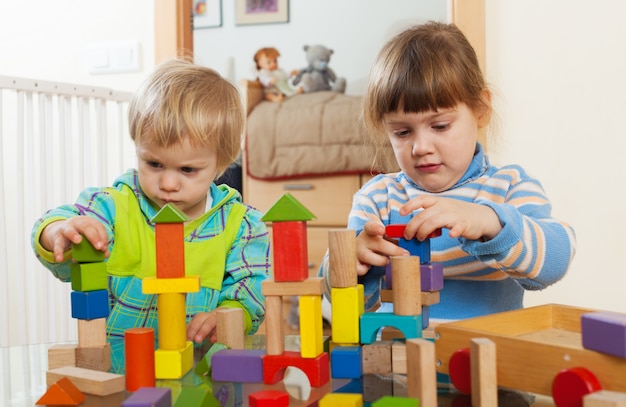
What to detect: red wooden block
<box><xmin>552</xmin><ymin>367</ymin><xmax>602</xmax><ymax>407</ymax></box>
<box><xmin>385</xmin><ymin>224</ymin><xmax>442</xmax><ymax>239</ymax></box>
<box><xmin>263</xmin><ymin>351</ymin><xmax>329</xmax><ymax>387</ymax></box>
<box><xmin>448</xmin><ymin>347</ymin><xmax>471</xmax><ymax>395</ymax></box>
<box><xmin>36</xmin><ymin>377</ymin><xmax>85</xmax><ymax>405</ymax></box>
<box><xmin>272</xmin><ymin>221</ymin><xmax>308</xmax><ymax>282</ymax></box>
<box><xmin>155</xmin><ymin>223</ymin><xmax>185</xmax><ymax>278</ymax></box>
<box><xmin>249</xmin><ymin>390</ymin><xmax>290</xmax><ymax>407</ymax></box>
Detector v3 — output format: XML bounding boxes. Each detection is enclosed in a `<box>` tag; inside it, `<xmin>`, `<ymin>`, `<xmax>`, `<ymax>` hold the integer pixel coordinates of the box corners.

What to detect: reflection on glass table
<box><xmin>1</xmin><ymin>335</ymin><xmax>555</xmax><ymax>406</ymax></box>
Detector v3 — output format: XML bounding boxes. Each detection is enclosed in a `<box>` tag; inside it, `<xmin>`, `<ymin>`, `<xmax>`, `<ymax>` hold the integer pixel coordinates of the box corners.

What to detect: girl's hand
<box><xmin>400</xmin><ymin>196</ymin><xmax>502</xmax><ymax>241</ymax></box>
<box><xmin>187</xmin><ymin>310</ymin><xmax>218</xmax><ymax>344</ymax></box>
<box><xmin>40</xmin><ymin>216</ymin><xmax>109</xmax><ymax>262</ymax></box>
<box><xmin>356</xmin><ymin>220</ymin><xmax>409</xmax><ymax>276</ymax></box>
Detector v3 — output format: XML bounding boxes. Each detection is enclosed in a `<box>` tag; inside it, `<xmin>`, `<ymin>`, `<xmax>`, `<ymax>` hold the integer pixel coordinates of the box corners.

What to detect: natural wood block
<box><xmin>584</xmin><ymin>390</ymin><xmax>626</xmax><ymax>407</ymax></box>
<box><xmin>216</xmin><ymin>307</ymin><xmax>245</xmax><ymax>350</ymax></box>
<box><xmin>471</xmin><ymin>338</ymin><xmax>497</xmax><ymax>407</ymax></box>
<box><xmin>406</xmin><ymin>338</ymin><xmax>437</xmax><ymax>406</ymax></box>
<box><xmin>362</xmin><ymin>341</ymin><xmax>392</xmax><ymax>375</ymax></box>
<box><xmin>46</xmin><ymin>366</ymin><xmax>125</xmax><ymax>396</ymax></box>
<box><xmin>77</xmin><ymin>318</ymin><xmax>107</xmax><ymax>347</ymax></box>
<box><xmin>262</xmin><ymin>277</ymin><xmax>326</xmax><ymax>296</ymax></box>
<box><xmin>48</xmin><ymin>343</ymin><xmax>77</xmax><ymax>370</ymax></box>
<box><xmin>265</xmin><ymin>296</ymin><xmax>284</xmax><ymax>355</ymax></box>
<box><xmin>391</xmin><ymin>256</ymin><xmax>421</xmax><ymax>315</ymax></box>
<box><xmin>328</xmin><ymin>229</ymin><xmax>357</xmax><ymax>288</ymax></box>
<box><xmin>75</xmin><ymin>343</ymin><xmax>111</xmax><ymax>372</ymax></box>
<box><xmin>380</xmin><ymin>289</ymin><xmax>439</xmax><ymax>306</ymax></box>
<box><xmin>391</xmin><ymin>341</ymin><xmax>407</xmax><ymax>374</ymax></box>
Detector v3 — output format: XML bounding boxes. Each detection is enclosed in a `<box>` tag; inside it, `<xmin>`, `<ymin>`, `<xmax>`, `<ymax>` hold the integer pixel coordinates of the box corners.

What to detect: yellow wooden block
<box><xmin>142</xmin><ymin>276</ymin><xmax>200</xmax><ymax>294</ymax></box>
<box><xmin>319</xmin><ymin>392</ymin><xmax>363</xmax><ymax>406</ymax></box>
<box><xmin>157</xmin><ymin>292</ymin><xmax>187</xmax><ymax>350</ymax></box>
<box><xmin>331</xmin><ymin>285</ymin><xmax>364</xmax><ymax>344</ymax></box>
<box><xmin>299</xmin><ymin>295</ymin><xmax>323</xmax><ymax>358</ymax></box>
<box><xmin>155</xmin><ymin>341</ymin><xmax>193</xmax><ymax>379</ymax></box>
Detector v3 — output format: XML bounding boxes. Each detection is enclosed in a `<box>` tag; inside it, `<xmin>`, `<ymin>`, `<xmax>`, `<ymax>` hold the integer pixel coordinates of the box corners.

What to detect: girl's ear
<box><xmin>476</xmin><ymin>89</ymin><xmax>492</xmax><ymax>128</ymax></box>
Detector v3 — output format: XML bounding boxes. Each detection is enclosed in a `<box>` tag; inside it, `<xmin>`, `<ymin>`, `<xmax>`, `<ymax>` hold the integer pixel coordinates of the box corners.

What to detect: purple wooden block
<box><xmin>211</xmin><ymin>349</ymin><xmax>265</xmax><ymax>383</ymax></box>
<box><xmin>420</xmin><ymin>263</ymin><xmax>444</xmax><ymax>291</ymax></box>
<box><xmin>122</xmin><ymin>387</ymin><xmax>171</xmax><ymax>407</ymax></box>
<box><xmin>582</xmin><ymin>311</ymin><xmax>626</xmax><ymax>358</ymax></box>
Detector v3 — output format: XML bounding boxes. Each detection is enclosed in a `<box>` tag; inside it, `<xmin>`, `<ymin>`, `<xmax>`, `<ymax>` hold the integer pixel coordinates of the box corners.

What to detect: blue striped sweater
<box><xmin>320</xmin><ymin>143</ymin><xmax>576</xmax><ymax>320</ymax></box>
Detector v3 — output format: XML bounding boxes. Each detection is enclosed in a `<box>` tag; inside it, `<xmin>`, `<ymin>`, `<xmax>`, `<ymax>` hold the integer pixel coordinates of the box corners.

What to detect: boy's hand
<box><xmin>400</xmin><ymin>196</ymin><xmax>502</xmax><ymax>241</ymax></box>
<box><xmin>356</xmin><ymin>220</ymin><xmax>409</xmax><ymax>276</ymax></box>
<box><xmin>187</xmin><ymin>310</ymin><xmax>218</xmax><ymax>344</ymax></box>
<box><xmin>40</xmin><ymin>216</ymin><xmax>109</xmax><ymax>262</ymax></box>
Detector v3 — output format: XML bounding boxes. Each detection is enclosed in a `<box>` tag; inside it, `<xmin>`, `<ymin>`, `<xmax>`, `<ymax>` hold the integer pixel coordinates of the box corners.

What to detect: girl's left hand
<box><xmin>399</xmin><ymin>195</ymin><xmax>502</xmax><ymax>241</ymax></box>
<box><xmin>187</xmin><ymin>310</ymin><xmax>218</xmax><ymax>344</ymax></box>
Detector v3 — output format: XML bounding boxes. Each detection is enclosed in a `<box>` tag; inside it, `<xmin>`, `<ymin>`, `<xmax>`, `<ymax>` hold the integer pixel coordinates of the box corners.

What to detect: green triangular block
<box><xmin>151</xmin><ymin>203</ymin><xmax>188</xmax><ymax>223</ymax></box>
<box><xmin>173</xmin><ymin>385</ymin><xmax>219</xmax><ymax>407</ymax></box>
<box><xmin>261</xmin><ymin>193</ymin><xmax>316</xmax><ymax>222</ymax></box>
<box><xmin>194</xmin><ymin>342</ymin><xmax>229</xmax><ymax>378</ymax></box>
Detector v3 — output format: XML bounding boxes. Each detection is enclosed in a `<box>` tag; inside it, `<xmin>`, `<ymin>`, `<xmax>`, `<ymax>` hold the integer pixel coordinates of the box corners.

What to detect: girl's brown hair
<box><xmin>128</xmin><ymin>58</ymin><xmax>244</xmax><ymax>176</ymax></box>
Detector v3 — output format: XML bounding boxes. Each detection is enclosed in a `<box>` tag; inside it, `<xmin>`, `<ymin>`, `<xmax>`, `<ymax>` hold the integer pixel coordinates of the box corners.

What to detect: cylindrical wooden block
<box><xmin>125</xmin><ymin>327</ymin><xmax>155</xmax><ymax>391</ymax></box>
<box><xmin>216</xmin><ymin>308</ymin><xmax>245</xmax><ymax>349</ymax></box>
<box><xmin>157</xmin><ymin>292</ymin><xmax>187</xmax><ymax>350</ymax></box>
<box><xmin>265</xmin><ymin>296</ymin><xmax>284</xmax><ymax>355</ymax></box>
<box><xmin>328</xmin><ymin>229</ymin><xmax>357</xmax><ymax>288</ymax></box>
<box><xmin>391</xmin><ymin>256</ymin><xmax>422</xmax><ymax>315</ymax></box>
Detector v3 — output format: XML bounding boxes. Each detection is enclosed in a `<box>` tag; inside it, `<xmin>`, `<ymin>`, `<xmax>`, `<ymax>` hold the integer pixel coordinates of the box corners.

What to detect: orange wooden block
<box><xmin>155</xmin><ymin>223</ymin><xmax>185</xmax><ymax>278</ymax></box>
<box><xmin>125</xmin><ymin>327</ymin><xmax>156</xmax><ymax>391</ymax></box>
<box><xmin>36</xmin><ymin>377</ymin><xmax>85</xmax><ymax>405</ymax></box>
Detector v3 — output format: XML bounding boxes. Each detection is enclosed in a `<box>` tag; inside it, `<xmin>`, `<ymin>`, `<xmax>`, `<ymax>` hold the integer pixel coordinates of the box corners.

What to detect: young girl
<box><xmin>319</xmin><ymin>22</ymin><xmax>576</xmax><ymax>321</ymax></box>
<box><xmin>32</xmin><ymin>59</ymin><xmax>270</xmax><ymax>372</ymax></box>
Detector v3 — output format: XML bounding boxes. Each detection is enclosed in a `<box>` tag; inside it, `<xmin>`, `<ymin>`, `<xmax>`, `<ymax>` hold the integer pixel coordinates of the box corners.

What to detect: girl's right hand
<box><xmin>355</xmin><ymin>220</ymin><xmax>409</xmax><ymax>276</ymax></box>
<box><xmin>40</xmin><ymin>216</ymin><xmax>109</xmax><ymax>263</ymax></box>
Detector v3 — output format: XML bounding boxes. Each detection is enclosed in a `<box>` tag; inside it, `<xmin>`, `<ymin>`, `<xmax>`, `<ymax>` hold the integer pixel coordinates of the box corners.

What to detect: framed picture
<box><xmin>235</xmin><ymin>0</ymin><xmax>289</xmax><ymax>26</ymax></box>
<box><xmin>193</xmin><ymin>0</ymin><xmax>222</xmax><ymax>29</ymax></box>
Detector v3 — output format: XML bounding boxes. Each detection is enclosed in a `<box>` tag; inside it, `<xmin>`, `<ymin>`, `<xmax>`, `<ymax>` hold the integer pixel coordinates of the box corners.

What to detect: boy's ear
<box><xmin>476</xmin><ymin>89</ymin><xmax>492</xmax><ymax>128</ymax></box>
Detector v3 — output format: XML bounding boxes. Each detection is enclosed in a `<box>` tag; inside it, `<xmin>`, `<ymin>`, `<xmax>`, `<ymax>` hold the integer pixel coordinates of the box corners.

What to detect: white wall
<box><xmin>194</xmin><ymin>0</ymin><xmax>449</xmax><ymax>95</ymax></box>
<box><xmin>485</xmin><ymin>1</ymin><xmax>626</xmax><ymax>312</ymax></box>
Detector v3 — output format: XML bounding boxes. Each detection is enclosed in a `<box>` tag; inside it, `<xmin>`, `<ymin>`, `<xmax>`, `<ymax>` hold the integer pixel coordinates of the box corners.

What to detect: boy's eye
<box><xmin>147</xmin><ymin>161</ymin><xmax>161</xmax><ymax>168</ymax></box>
<box><xmin>181</xmin><ymin>167</ymin><xmax>195</xmax><ymax>174</ymax></box>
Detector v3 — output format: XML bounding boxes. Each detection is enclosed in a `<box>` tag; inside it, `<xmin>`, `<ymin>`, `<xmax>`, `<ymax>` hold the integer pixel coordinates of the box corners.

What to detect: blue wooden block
<box><xmin>211</xmin><ymin>349</ymin><xmax>265</xmax><ymax>383</ymax></box>
<box><xmin>582</xmin><ymin>311</ymin><xmax>626</xmax><ymax>358</ymax></box>
<box><xmin>422</xmin><ymin>305</ymin><xmax>430</xmax><ymax>329</ymax></box>
<box><xmin>71</xmin><ymin>289</ymin><xmax>109</xmax><ymax>320</ymax></box>
<box><xmin>334</xmin><ymin>378</ymin><xmax>363</xmax><ymax>394</ymax></box>
<box><xmin>122</xmin><ymin>387</ymin><xmax>171</xmax><ymax>407</ymax></box>
<box><xmin>360</xmin><ymin>313</ymin><xmax>422</xmax><ymax>345</ymax></box>
<box><xmin>331</xmin><ymin>346</ymin><xmax>362</xmax><ymax>379</ymax></box>
<box><xmin>398</xmin><ymin>238</ymin><xmax>430</xmax><ymax>264</ymax></box>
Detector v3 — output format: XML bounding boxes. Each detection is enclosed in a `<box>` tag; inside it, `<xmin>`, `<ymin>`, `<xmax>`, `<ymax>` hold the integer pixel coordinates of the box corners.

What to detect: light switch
<box><xmin>87</xmin><ymin>40</ymin><xmax>141</xmax><ymax>74</ymax></box>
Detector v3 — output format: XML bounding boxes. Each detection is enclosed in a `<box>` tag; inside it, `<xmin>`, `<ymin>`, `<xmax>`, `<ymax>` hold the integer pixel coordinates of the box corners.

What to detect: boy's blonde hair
<box><xmin>128</xmin><ymin>58</ymin><xmax>244</xmax><ymax>176</ymax></box>
<box><xmin>364</xmin><ymin>22</ymin><xmax>491</xmax><ymax>135</ymax></box>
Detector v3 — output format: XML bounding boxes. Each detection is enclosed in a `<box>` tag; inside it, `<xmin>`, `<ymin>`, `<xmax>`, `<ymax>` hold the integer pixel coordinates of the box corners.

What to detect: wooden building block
<box><xmin>48</xmin><ymin>343</ymin><xmax>77</xmax><ymax>370</ymax></box>
<box><xmin>36</xmin><ymin>377</ymin><xmax>85</xmax><ymax>406</ymax></box>
<box><xmin>262</xmin><ymin>351</ymin><xmax>329</xmax><ymax>387</ymax></box>
<box><xmin>319</xmin><ymin>392</ymin><xmax>363</xmax><ymax>406</ymax></box>
<box><xmin>406</xmin><ymin>338</ymin><xmax>436</xmax><ymax>406</ymax></box>
<box><xmin>362</xmin><ymin>374</ymin><xmax>392</xmax><ymax>403</ymax></box>
<box><xmin>216</xmin><ymin>307</ymin><xmax>245</xmax><ymax>350</ymax></box>
<box><xmin>390</xmin><ymin>256</ymin><xmax>421</xmax><ymax>316</ymax></box>
<box><xmin>584</xmin><ymin>390</ymin><xmax>626</xmax><ymax>407</ymax></box>
<box><xmin>420</xmin><ymin>262</ymin><xmax>444</xmax><ymax>291</ymax></box>
<box><xmin>71</xmin><ymin>289</ymin><xmax>109</xmax><ymax>320</ymax></box>
<box><xmin>77</xmin><ymin>318</ymin><xmax>107</xmax><ymax>347</ymax></box>
<box><xmin>157</xmin><ymin>292</ymin><xmax>187</xmax><ymax>350</ymax></box>
<box><xmin>46</xmin><ymin>366</ymin><xmax>125</xmax><ymax>396</ymax></box>
<box><xmin>372</xmin><ymin>395</ymin><xmax>419</xmax><ymax>406</ymax></box>
<box><xmin>471</xmin><ymin>338</ymin><xmax>497</xmax><ymax>407</ymax></box>
<box><xmin>331</xmin><ymin>285</ymin><xmax>364</xmax><ymax>344</ymax></box>
<box><xmin>261</xmin><ymin>277</ymin><xmax>326</xmax><ymax>296</ymax></box>
<box><xmin>271</xmin><ymin>221</ymin><xmax>309</xmax><ymax>282</ymax></box>
<box><xmin>249</xmin><ymin>390</ymin><xmax>290</xmax><ymax>407</ymax></box>
<box><xmin>155</xmin><ymin>222</ymin><xmax>185</xmax><ymax>278</ymax></box>
<box><xmin>125</xmin><ymin>327</ymin><xmax>156</xmax><ymax>392</ymax></box>
<box><xmin>211</xmin><ymin>349</ymin><xmax>265</xmax><ymax>383</ymax></box>
<box><xmin>264</xmin><ymin>295</ymin><xmax>284</xmax><ymax>355</ymax></box>
<box><xmin>142</xmin><ymin>276</ymin><xmax>200</xmax><ymax>294</ymax></box>
<box><xmin>299</xmin><ymin>295</ymin><xmax>324</xmax><ymax>358</ymax></box>
<box><xmin>173</xmin><ymin>386</ymin><xmax>218</xmax><ymax>407</ymax></box>
<box><xmin>70</xmin><ymin>262</ymin><xmax>108</xmax><ymax>292</ymax></box>
<box><xmin>362</xmin><ymin>341</ymin><xmax>392</xmax><ymax>375</ymax></box>
<box><xmin>72</xmin><ymin>238</ymin><xmax>105</xmax><ymax>263</ymax></box>
<box><xmin>380</xmin><ymin>289</ymin><xmax>440</xmax><ymax>306</ymax></box>
<box><xmin>122</xmin><ymin>387</ymin><xmax>171</xmax><ymax>407</ymax></box>
<box><xmin>330</xmin><ymin>346</ymin><xmax>362</xmax><ymax>379</ymax></box>
<box><xmin>194</xmin><ymin>342</ymin><xmax>229</xmax><ymax>377</ymax></box>
<box><xmin>391</xmin><ymin>342</ymin><xmax>406</xmax><ymax>374</ymax></box>
<box><xmin>360</xmin><ymin>312</ymin><xmax>422</xmax><ymax>345</ymax></box>
<box><xmin>328</xmin><ymin>229</ymin><xmax>358</xmax><ymax>288</ymax></box>
<box><xmin>154</xmin><ymin>341</ymin><xmax>194</xmax><ymax>379</ymax></box>
<box><xmin>152</xmin><ymin>203</ymin><xmax>188</xmax><ymax>223</ymax></box>
<box><xmin>75</xmin><ymin>343</ymin><xmax>111</xmax><ymax>372</ymax></box>
<box><xmin>582</xmin><ymin>311</ymin><xmax>626</xmax><ymax>358</ymax></box>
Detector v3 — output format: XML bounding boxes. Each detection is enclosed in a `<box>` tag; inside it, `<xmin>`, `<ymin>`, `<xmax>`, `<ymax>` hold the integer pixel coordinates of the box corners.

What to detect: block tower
<box><xmin>141</xmin><ymin>203</ymin><xmax>200</xmax><ymax>379</ymax></box>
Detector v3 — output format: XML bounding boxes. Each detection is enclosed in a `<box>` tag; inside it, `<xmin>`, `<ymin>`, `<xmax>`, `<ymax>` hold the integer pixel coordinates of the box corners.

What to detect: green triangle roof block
<box><xmin>151</xmin><ymin>203</ymin><xmax>188</xmax><ymax>223</ymax></box>
<box><xmin>261</xmin><ymin>193</ymin><xmax>316</xmax><ymax>222</ymax></box>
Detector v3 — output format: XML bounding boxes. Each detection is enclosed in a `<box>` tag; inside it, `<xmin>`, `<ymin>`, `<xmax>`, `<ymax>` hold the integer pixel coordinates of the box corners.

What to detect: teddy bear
<box><xmin>291</xmin><ymin>44</ymin><xmax>346</xmax><ymax>93</ymax></box>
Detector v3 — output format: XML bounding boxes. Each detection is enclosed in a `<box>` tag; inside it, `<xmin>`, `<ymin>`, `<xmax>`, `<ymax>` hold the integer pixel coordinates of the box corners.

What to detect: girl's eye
<box><xmin>432</xmin><ymin>122</ymin><xmax>450</xmax><ymax>131</ymax></box>
<box><xmin>181</xmin><ymin>167</ymin><xmax>195</xmax><ymax>174</ymax></box>
<box><xmin>392</xmin><ymin>129</ymin><xmax>411</xmax><ymax>138</ymax></box>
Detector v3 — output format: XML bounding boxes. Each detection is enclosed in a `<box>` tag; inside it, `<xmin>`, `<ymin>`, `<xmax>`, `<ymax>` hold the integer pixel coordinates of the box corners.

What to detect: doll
<box><xmin>254</xmin><ymin>47</ymin><xmax>301</xmax><ymax>102</ymax></box>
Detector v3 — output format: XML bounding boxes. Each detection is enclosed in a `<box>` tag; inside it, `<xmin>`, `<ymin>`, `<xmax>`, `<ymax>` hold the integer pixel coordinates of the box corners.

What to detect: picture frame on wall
<box><xmin>235</xmin><ymin>0</ymin><xmax>289</xmax><ymax>26</ymax></box>
<box><xmin>193</xmin><ymin>0</ymin><xmax>222</xmax><ymax>29</ymax></box>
